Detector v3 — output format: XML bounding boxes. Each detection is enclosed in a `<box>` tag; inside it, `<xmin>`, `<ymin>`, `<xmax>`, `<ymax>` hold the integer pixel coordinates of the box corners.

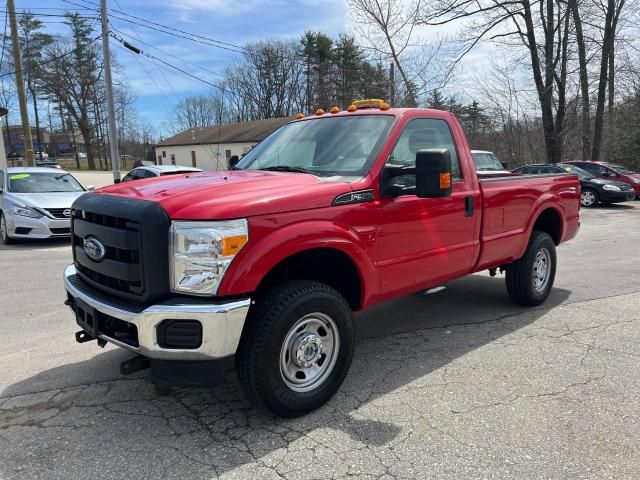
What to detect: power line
<box><xmin>111</xmin><ymin>26</ymin><xmax>225</xmax><ymax>79</ymax></box>
<box><xmin>0</xmin><ymin>34</ymin><xmax>101</xmax><ymax>78</ymax></box>
<box><xmin>62</xmin><ymin>0</ymin><xmax>245</xmax><ymax>53</ymax></box>
<box><xmin>0</xmin><ymin>10</ymin><xmax>95</xmax><ymax>19</ymax></box>
<box><xmin>109</xmin><ymin>32</ymin><xmax>233</xmax><ymax>95</ymax></box>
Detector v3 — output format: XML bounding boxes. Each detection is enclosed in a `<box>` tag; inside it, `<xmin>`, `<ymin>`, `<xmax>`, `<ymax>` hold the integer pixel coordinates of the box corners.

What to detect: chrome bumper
<box><xmin>63</xmin><ymin>265</ymin><xmax>250</xmax><ymax>360</ymax></box>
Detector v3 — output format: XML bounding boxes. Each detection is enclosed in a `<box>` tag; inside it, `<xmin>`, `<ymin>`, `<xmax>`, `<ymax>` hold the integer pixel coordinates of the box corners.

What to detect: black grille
<box><xmin>46</xmin><ymin>208</ymin><xmax>71</xmax><ymax>218</ymax></box>
<box><xmin>157</xmin><ymin>320</ymin><xmax>202</xmax><ymax>349</ymax></box>
<box><xmin>51</xmin><ymin>227</ymin><xmax>71</xmax><ymax>235</ymax></box>
<box><xmin>71</xmin><ymin>193</ymin><xmax>170</xmax><ymax>303</ymax></box>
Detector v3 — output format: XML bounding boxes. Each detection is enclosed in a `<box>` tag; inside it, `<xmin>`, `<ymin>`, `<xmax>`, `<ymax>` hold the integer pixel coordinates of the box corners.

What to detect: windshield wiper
<box><xmin>259</xmin><ymin>165</ymin><xmax>312</xmax><ymax>174</ymax></box>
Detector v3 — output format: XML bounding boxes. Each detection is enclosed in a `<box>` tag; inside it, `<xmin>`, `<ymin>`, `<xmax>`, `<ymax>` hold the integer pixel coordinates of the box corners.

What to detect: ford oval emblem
<box><xmin>83</xmin><ymin>236</ymin><xmax>106</xmax><ymax>262</ymax></box>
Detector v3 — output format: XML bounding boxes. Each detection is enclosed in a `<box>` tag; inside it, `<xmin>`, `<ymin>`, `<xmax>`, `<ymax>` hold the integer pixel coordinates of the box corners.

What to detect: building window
<box><xmin>170</xmin><ymin>154</ymin><xmax>176</xmax><ymax>165</ymax></box>
<box><xmin>162</xmin><ymin>150</ymin><xmax>166</xmax><ymax>158</ymax></box>
<box><xmin>225</xmin><ymin>149</ymin><xmax>231</xmax><ymax>159</ymax></box>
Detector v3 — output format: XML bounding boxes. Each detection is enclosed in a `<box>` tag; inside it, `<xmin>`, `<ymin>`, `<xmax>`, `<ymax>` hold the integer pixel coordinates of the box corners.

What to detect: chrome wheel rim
<box><xmin>279</xmin><ymin>312</ymin><xmax>339</xmax><ymax>393</ymax></box>
<box><xmin>532</xmin><ymin>247</ymin><xmax>551</xmax><ymax>293</ymax></box>
<box><xmin>581</xmin><ymin>191</ymin><xmax>596</xmax><ymax>206</ymax></box>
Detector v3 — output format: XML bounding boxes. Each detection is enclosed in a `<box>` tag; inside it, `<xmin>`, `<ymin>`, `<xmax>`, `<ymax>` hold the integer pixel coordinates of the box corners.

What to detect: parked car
<box><xmin>560</xmin><ymin>161</ymin><xmax>640</xmax><ymax>199</ymax></box>
<box><xmin>64</xmin><ymin>101</ymin><xmax>580</xmax><ymax>417</ymax></box>
<box><xmin>35</xmin><ymin>160</ymin><xmax>63</xmax><ymax>170</ymax></box>
<box><xmin>132</xmin><ymin>159</ymin><xmax>156</xmax><ymax>168</ymax></box>
<box><xmin>0</xmin><ymin>167</ymin><xmax>89</xmax><ymax>244</ymax></box>
<box><xmin>35</xmin><ymin>151</ymin><xmax>49</xmax><ymax>159</ymax></box>
<box><xmin>513</xmin><ymin>163</ymin><xmax>635</xmax><ymax>207</ymax></box>
<box><xmin>471</xmin><ymin>150</ymin><xmax>510</xmax><ymax>174</ymax></box>
<box><xmin>121</xmin><ymin>165</ymin><xmax>202</xmax><ymax>182</ymax></box>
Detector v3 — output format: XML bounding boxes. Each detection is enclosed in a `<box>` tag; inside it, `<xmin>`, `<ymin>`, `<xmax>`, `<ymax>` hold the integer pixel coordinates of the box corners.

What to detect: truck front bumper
<box><xmin>63</xmin><ymin>265</ymin><xmax>250</xmax><ymax>361</ymax></box>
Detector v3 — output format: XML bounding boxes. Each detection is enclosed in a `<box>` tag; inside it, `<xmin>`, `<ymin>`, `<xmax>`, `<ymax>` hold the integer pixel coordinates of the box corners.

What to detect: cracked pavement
<box><xmin>1</xmin><ymin>204</ymin><xmax>639</xmax><ymax>479</ymax></box>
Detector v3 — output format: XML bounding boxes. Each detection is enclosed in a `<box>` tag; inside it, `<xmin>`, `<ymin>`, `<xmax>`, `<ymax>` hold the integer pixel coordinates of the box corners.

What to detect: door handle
<box><xmin>464</xmin><ymin>196</ymin><xmax>474</xmax><ymax>217</ymax></box>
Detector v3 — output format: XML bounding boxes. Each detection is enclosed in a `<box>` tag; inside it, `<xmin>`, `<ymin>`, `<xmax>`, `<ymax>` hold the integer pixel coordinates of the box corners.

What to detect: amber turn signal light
<box><xmin>315</xmin><ymin>108</ymin><xmax>325</xmax><ymax>115</ymax></box>
<box><xmin>347</xmin><ymin>104</ymin><xmax>357</xmax><ymax>112</ymax></box>
<box><xmin>439</xmin><ymin>173</ymin><xmax>451</xmax><ymax>189</ymax></box>
<box><xmin>295</xmin><ymin>113</ymin><xmax>305</xmax><ymax>119</ymax></box>
<box><xmin>330</xmin><ymin>106</ymin><xmax>340</xmax><ymax>114</ymax></box>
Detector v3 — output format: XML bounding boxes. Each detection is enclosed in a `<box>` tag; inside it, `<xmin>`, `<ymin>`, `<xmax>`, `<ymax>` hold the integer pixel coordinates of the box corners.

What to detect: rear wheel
<box><xmin>580</xmin><ymin>188</ymin><xmax>598</xmax><ymax>208</ymax></box>
<box><xmin>0</xmin><ymin>213</ymin><xmax>14</xmax><ymax>245</ymax></box>
<box><xmin>236</xmin><ymin>280</ymin><xmax>354</xmax><ymax>417</ymax></box>
<box><xmin>506</xmin><ymin>231</ymin><xmax>556</xmax><ymax>306</ymax></box>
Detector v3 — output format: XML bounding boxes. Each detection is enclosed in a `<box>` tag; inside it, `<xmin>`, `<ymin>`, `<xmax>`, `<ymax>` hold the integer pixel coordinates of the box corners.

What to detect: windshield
<box><xmin>605</xmin><ymin>163</ymin><xmax>635</xmax><ymax>175</ymax></box>
<box><xmin>235</xmin><ymin>115</ymin><xmax>395</xmax><ymax>177</ymax></box>
<box><xmin>472</xmin><ymin>152</ymin><xmax>504</xmax><ymax>171</ymax></box>
<box><xmin>8</xmin><ymin>172</ymin><xmax>84</xmax><ymax>193</ymax></box>
<box><xmin>559</xmin><ymin>165</ymin><xmax>593</xmax><ymax>180</ymax></box>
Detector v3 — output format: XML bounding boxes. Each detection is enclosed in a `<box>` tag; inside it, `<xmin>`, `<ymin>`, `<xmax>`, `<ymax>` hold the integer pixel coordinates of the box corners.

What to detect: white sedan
<box><xmin>121</xmin><ymin>165</ymin><xmax>202</xmax><ymax>182</ymax></box>
<box><xmin>0</xmin><ymin>167</ymin><xmax>90</xmax><ymax>244</ymax></box>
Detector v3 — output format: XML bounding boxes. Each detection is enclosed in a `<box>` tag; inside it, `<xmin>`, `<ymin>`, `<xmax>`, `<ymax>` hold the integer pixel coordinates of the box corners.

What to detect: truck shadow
<box><xmin>1</xmin><ymin>274</ymin><xmax>570</xmax><ymax>478</ymax></box>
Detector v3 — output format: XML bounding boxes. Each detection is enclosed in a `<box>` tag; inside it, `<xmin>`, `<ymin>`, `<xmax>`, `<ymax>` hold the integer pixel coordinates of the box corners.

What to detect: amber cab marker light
<box><xmin>315</xmin><ymin>108</ymin><xmax>325</xmax><ymax>115</ymax></box>
<box><xmin>330</xmin><ymin>106</ymin><xmax>340</xmax><ymax>114</ymax></box>
<box><xmin>295</xmin><ymin>113</ymin><xmax>305</xmax><ymax>119</ymax></box>
<box><xmin>379</xmin><ymin>102</ymin><xmax>390</xmax><ymax>110</ymax></box>
<box><xmin>347</xmin><ymin>104</ymin><xmax>357</xmax><ymax>112</ymax></box>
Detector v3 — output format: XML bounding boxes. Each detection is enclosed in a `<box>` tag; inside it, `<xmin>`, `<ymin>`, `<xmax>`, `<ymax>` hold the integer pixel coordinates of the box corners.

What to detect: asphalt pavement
<box><xmin>1</xmin><ymin>203</ymin><xmax>639</xmax><ymax>479</ymax></box>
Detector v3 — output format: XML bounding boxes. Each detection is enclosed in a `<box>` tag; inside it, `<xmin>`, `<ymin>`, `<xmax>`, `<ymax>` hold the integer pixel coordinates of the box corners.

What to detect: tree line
<box><xmin>1</xmin><ymin>12</ymin><xmax>154</xmax><ymax>170</ymax></box>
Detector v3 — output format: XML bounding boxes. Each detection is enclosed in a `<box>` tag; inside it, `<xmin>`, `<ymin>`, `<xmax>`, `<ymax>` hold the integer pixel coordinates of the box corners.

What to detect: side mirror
<box><xmin>228</xmin><ymin>155</ymin><xmax>240</xmax><ymax>169</ymax></box>
<box><xmin>415</xmin><ymin>149</ymin><xmax>452</xmax><ymax>198</ymax></box>
<box><xmin>86</xmin><ymin>185</ymin><xmax>96</xmax><ymax>191</ymax></box>
<box><xmin>501</xmin><ymin>161</ymin><xmax>508</xmax><ymax>169</ymax></box>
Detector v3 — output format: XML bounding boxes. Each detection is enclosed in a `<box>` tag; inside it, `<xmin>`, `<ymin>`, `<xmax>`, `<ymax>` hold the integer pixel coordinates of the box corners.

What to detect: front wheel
<box><xmin>580</xmin><ymin>188</ymin><xmax>598</xmax><ymax>208</ymax></box>
<box><xmin>0</xmin><ymin>213</ymin><xmax>14</xmax><ymax>245</ymax></box>
<box><xmin>236</xmin><ymin>280</ymin><xmax>354</xmax><ymax>417</ymax></box>
<box><xmin>506</xmin><ymin>231</ymin><xmax>557</xmax><ymax>306</ymax></box>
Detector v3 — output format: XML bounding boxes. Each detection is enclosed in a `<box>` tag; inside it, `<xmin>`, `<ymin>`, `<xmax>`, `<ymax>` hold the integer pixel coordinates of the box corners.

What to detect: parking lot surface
<box><xmin>1</xmin><ymin>204</ymin><xmax>639</xmax><ymax>479</ymax></box>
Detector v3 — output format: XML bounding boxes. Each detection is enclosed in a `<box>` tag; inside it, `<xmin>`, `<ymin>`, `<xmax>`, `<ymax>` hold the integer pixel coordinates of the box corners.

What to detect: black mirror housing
<box><xmin>228</xmin><ymin>155</ymin><xmax>240</xmax><ymax>169</ymax></box>
<box><xmin>415</xmin><ymin>149</ymin><xmax>452</xmax><ymax>198</ymax></box>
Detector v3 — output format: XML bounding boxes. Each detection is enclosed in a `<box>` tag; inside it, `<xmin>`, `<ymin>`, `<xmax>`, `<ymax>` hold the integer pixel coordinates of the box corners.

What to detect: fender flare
<box><xmin>217</xmin><ymin>220</ymin><xmax>378</xmax><ymax>305</ymax></box>
<box><xmin>516</xmin><ymin>195</ymin><xmax>565</xmax><ymax>258</ymax></box>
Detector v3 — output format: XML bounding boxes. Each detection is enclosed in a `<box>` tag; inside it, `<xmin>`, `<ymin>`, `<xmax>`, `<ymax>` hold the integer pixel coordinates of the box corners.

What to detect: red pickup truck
<box><xmin>64</xmin><ymin>103</ymin><xmax>580</xmax><ymax>417</ymax></box>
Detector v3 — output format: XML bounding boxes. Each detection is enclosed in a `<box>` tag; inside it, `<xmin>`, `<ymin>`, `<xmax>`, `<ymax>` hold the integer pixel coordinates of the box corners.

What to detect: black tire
<box><xmin>580</xmin><ymin>188</ymin><xmax>598</xmax><ymax>208</ymax></box>
<box><xmin>505</xmin><ymin>231</ymin><xmax>556</xmax><ymax>306</ymax></box>
<box><xmin>236</xmin><ymin>280</ymin><xmax>354</xmax><ymax>417</ymax></box>
<box><xmin>0</xmin><ymin>212</ymin><xmax>14</xmax><ymax>245</ymax></box>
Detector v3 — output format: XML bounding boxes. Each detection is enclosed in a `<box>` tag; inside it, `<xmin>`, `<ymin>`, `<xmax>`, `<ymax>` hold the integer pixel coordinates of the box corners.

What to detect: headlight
<box><xmin>632</xmin><ymin>178</ymin><xmax>640</xmax><ymax>184</ymax></box>
<box><xmin>170</xmin><ymin>219</ymin><xmax>248</xmax><ymax>296</ymax></box>
<box><xmin>10</xmin><ymin>203</ymin><xmax>42</xmax><ymax>218</ymax></box>
<box><xmin>602</xmin><ymin>185</ymin><xmax>621</xmax><ymax>192</ymax></box>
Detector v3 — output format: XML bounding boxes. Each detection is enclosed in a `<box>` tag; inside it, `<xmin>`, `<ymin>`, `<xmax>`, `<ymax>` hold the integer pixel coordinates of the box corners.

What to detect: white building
<box><xmin>155</xmin><ymin>117</ymin><xmax>291</xmax><ymax>170</ymax></box>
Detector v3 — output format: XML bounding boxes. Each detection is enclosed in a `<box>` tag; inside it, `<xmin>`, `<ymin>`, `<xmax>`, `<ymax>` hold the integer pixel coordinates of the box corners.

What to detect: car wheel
<box><xmin>506</xmin><ymin>231</ymin><xmax>557</xmax><ymax>306</ymax></box>
<box><xmin>580</xmin><ymin>188</ymin><xmax>598</xmax><ymax>207</ymax></box>
<box><xmin>236</xmin><ymin>280</ymin><xmax>354</xmax><ymax>417</ymax></box>
<box><xmin>0</xmin><ymin>212</ymin><xmax>14</xmax><ymax>245</ymax></box>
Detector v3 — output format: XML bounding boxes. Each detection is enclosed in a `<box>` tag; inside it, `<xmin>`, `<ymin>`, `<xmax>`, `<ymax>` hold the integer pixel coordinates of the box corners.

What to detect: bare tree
<box><xmin>349</xmin><ymin>0</ymin><xmax>425</xmax><ymax>106</ymax></box>
<box><xmin>169</xmin><ymin>91</ymin><xmax>227</xmax><ymax>133</ymax></box>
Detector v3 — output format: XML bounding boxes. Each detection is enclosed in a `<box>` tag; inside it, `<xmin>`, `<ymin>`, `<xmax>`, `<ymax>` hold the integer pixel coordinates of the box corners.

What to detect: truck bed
<box><xmin>474</xmin><ymin>173</ymin><xmax>581</xmax><ymax>271</ymax></box>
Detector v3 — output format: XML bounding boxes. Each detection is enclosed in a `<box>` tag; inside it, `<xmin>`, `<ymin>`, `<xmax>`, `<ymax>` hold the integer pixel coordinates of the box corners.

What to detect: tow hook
<box><xmin>120</xmin><ymin>356</ymin><xmax>151</xmax><ymax>376</ymax></box>
<box><xmin>75</xmin><ymin>330</ymin><xmax>94</xmax><ymax>343</ymax></box>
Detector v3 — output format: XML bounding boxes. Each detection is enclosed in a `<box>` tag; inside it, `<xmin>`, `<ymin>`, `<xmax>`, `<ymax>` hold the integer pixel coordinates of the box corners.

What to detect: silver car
<box><xmin>0</xmin><ymin>167</ymin><xmax>89</xmax><ymax>244</ymax></box>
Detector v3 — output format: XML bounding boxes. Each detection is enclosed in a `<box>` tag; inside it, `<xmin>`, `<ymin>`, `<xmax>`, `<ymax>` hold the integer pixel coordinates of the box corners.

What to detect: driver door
<box><xmin>375</xmin><ymin>118</ymin><xmax>479</xmax><ymax>297</ymax></box>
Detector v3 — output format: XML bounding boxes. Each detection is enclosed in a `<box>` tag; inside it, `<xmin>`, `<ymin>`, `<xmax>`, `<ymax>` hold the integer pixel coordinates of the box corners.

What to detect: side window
<box><xmin>122</xmin><ymin>172</ymin><xmax>135</xmax><ymax>182</ymax></box>
<box><xmin>576</xmin><ymin>163</ymin><xmax>603</xmax><ymax>176</ymax></box>
<box><xmin>388</xmin><ymin>118</ymin><xmax>462</xmax><ymax>183</ymax></box>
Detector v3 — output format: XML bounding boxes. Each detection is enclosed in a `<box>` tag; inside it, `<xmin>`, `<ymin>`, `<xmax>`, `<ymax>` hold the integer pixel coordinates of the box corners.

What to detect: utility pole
<box><xmin>7</xmin><ymin>0</ymin><xmax>34</xmax><ymax>166</ymax></box>
<box><xmin>100</xmin><ymin>0</ymin><xmax>120</xmax><ymax>182</ymax></box>
<box><xmin>389</xmin><ymin>62</ymin><xmax>395</xmax><ymax>106</ymax></box>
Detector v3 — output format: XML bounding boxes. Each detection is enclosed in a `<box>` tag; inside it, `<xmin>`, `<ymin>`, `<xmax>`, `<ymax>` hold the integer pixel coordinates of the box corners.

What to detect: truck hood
<box><xmin>96</xmin><ymin>170</ymin><xmax>354</xmax><ymax>219</ymax></box>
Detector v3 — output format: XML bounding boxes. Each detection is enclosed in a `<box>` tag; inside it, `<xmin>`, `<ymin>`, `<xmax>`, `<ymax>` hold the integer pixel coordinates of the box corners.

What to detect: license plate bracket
<box><xmin>75</xmin><ymin>298</ymin><xmax>99</xmax><ymax>338</ymax></box>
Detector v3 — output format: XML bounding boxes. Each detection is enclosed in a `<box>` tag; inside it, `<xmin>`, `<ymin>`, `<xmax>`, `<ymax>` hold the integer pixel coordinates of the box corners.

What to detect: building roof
<box><xmin>157</xmin><ymin>117</ymin><xmax>292</xmax><ymax>147</ymax></box>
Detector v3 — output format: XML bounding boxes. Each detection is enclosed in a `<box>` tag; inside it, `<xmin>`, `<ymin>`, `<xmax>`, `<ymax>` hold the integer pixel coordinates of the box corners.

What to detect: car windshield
<box><xmin>235</xmin><ymin>115</ymin><xmax>395</xmax><ymax>177</ymax></box>
<box><xmin>605</xmin><ymin>163</ymin><xmax>635</xmax><ymax>175</ymax></box>
<box><xmin>7</xmin><ymin>172</ymin><xmax>84</xmax><ymax>193</ymax></box>
<box><xmin>559</xmin><ymin>165</ymin><xmax>593</xmax><ymax>180</ymax></box>
<box><xmin>473</xmin><ymin>152</ymin><xmax>504</xmax><ymax>171</ymax></box>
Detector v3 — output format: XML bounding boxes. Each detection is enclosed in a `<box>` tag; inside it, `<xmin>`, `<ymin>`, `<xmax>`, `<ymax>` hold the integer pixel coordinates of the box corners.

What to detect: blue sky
<box><xmin>11</xmin><ymin>0</ymin><xmax>349</xmax><ymax>137</ymax></box>
<box><xmin>9</xmin><ymin>0</ymin><xmax>499</xmax><ymax>139</ymax></box>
